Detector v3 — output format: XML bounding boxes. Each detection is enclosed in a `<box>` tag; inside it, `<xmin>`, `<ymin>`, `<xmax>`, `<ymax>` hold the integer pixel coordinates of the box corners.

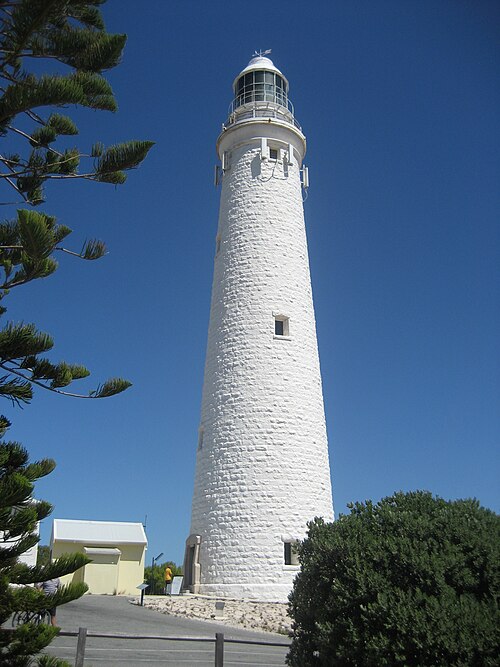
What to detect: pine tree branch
<box><xmin>24</xmin><ymin>108</ymin><xmax>45</xmax><ymax>125</ymax></box>
<box><xmin>1</xmin><ymin>275</ymin><xmax>30</xmax><ymax>288</ymax></box>
<box><xmin>0</xmin><ymin>170</ymin><xmax>111</xmax><ymax>181</ymax></box>
<box><xmin>0</xmin><ymin>169</ymin><xmax>28</xmax><ymax>201</ymax></box>
<box><xmin>2</xmin><ymin>0</ymin><xmax>61</xmax><ymax>68</ymax></box>
<box><xmin>0</xmin><ymin>362</ymin><xmax>91</xmax><ymax>398</ymax></box>
<box><xmin>33</xmin><ymin>172</ymin><xmax>106</xmax><ymax>180</ymax></box>
<box><xmin>0</xmin><ymin>49</ymin><xmax>61</xmax><ymax>59</ymax></box>
<box><xmin>7</xmin><ymin>124</ymin><xmax>64</xmax><ymax>157</ymax></box>
<box><xmin>54</xmin><ymin>243</ymin><xmax>107</xmax><ymax>260</ymax></box>
<box><xmin>0</xmin><ymin>169</ymin><xmax>28</xmax><ymax>178</ymax></box>
<box><xmin>0</xmin><ymin>68</ymin><xmax>18</xmax><ymax>84</ymax></box>
<box><xmin>0</xmin><ymin>150</ymin><xmax>31</xmax><ymax>202</ymax></box>
<box><xmin>0</xmin><ymin>362</ymin><xmax>130</xmax><ymax>399</ymax></box>
<box><xmin>0</xmin><ymin>244</ymin><xmax>106</xmax><ymax>266</ymax></box>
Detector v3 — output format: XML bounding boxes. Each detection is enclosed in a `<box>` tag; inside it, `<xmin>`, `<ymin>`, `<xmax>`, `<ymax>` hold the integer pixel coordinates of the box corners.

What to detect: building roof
<box><xmin>51</xmin><ymin>519</ymin><xmax>147</xmax><ymax>546</ymax></box>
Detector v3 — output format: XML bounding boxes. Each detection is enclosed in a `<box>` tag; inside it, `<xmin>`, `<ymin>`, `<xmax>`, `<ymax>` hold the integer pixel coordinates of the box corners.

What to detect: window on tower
<box><xmin>274</xmin><ymin>315</ymin><xmax>289</xmax><ymax>337</ymax></box>
<box><xmin>284</xmin><ymin>541</ymin><xmax>299</xmax><ymax>566</ymax></box>
<box><xmin>269</xmin><ymin>147</ymin><xmax>278</xmax><ymax>161</ymax></box>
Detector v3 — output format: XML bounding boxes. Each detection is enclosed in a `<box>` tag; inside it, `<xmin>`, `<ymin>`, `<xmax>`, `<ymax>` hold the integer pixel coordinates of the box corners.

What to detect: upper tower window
<box><xmin>274</xmin><ymin>315</ymin><xmax>290</xmax><ymax>337</ymax></box>
<box><xmin>235</xmin><ymin>70</ymin><xmax>288</xmax><ymax>109</ymax></box>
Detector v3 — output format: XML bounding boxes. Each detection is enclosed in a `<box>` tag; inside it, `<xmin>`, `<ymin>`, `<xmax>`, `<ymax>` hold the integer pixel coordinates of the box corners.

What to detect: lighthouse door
<box><xmin>186</xmin><ymin>546</ymin><xmax>195</xmax><ymax>587</ymax></box>
<box><xmin>183</xmin><ymin>534</ymin><xmax>201</xmax><ymax>593</ymax></box>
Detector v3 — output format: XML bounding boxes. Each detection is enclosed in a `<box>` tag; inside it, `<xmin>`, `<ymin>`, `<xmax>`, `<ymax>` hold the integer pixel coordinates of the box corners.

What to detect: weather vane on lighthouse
<box><xmin>253</xmin><ymin>48</ymin><xmax>272</xmax><ymax>57</ymax></box>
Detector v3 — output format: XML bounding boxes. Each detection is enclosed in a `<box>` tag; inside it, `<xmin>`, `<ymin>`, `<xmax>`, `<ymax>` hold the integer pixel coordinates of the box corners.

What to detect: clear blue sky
<box><xmin>5</xmin><ymin>0</ymin><xmax>499</xmax><ymax>566</ymax></box>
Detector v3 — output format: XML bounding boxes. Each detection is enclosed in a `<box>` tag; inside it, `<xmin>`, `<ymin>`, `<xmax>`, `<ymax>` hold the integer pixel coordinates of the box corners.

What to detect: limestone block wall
<box><xmin>189</xmin><ymin>134</ymin><xmax>333</xmax><ymax>602</ymax></box>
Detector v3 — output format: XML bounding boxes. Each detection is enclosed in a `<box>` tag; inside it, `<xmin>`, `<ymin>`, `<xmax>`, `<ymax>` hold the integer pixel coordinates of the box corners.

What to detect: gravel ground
<box><xmin>142</xmin><ymin>595</ymin><xmax>293</xmax><ymax>635</ymax></box>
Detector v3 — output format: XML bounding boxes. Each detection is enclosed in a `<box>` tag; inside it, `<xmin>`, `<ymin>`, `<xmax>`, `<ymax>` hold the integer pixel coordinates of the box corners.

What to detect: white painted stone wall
<box><xmin>188</xmin><ymin>85</ymin><xmax>333</xmax><ymax>602</ymax></box>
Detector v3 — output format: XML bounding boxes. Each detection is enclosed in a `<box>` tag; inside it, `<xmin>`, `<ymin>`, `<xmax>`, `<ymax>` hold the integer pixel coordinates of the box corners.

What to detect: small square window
<box><xmin>274</xmin><ymin>316</ymin><xmax>289</xmax><ymax>337</ymax></box>
<box><xmin>269</xmin><ymin>148</ymin><xmax>278</xmax><ymax>161</ymax></box>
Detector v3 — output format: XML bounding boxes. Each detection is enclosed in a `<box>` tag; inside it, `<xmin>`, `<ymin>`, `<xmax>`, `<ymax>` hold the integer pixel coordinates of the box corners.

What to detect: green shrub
<box><xmin>287</xmin><ymin>491</ymin><xmax>499</xmax><ymax>666</ymax></box>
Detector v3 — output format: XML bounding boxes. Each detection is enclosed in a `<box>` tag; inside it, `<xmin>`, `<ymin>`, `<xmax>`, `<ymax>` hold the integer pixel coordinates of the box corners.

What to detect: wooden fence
<box><xmin>58</xmin><ymin>627</ymin><xmax>290</xmax><ymax>666</ymax></box>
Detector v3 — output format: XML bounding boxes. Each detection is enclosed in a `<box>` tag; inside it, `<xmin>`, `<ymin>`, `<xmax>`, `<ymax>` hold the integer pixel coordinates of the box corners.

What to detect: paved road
<box><xmin>44</xmin><ymin>595</ymin><xmax>291</xmax><ymax>666</ymax></box>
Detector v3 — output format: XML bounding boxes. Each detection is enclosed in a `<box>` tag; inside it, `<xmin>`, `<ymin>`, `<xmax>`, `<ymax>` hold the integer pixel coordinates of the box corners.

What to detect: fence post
<box><xmin>75</xmin><ymin>626</ymin><xmax>87</xmax><ymax>667</ymax></box>
<box><xmin>215</xmin><ymin>632</ymin><xmax>224</xmax><ymax>666</ymax></box>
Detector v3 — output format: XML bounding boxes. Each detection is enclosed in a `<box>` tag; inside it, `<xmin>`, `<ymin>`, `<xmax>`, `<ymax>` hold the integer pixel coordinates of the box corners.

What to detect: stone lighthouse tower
<box><xmin>184</xmin><ymin>53</ymin><xmax>333</xmax><ymax>602</ymax></box>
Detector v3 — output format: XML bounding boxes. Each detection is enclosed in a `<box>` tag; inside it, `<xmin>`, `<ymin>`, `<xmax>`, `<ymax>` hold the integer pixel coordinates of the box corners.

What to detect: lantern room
<box><xmin>233</xmin><ymin>56</ymin><xmax>289</xmax><ymax>108</ymax></box>
<box><xmin>225</xmin><ymin>54</ymin><xmax>299</xmax><ymax>130</ymax></box>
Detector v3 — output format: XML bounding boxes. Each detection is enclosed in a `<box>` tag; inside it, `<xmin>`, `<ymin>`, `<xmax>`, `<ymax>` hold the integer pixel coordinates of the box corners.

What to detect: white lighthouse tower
<box><xmin>184</xmin><ymin>54</ymin><xmax>334</xmax><ymax>602</ymax></box>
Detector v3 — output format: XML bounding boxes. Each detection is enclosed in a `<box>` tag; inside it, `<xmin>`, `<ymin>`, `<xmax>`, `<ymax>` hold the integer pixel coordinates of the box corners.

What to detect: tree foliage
<box><xmin>36</xmin><ymin>544</ymin><xmax>50</xmax><ymax>567</ymax></box>
<box><xmin>0</xmin><ymin>0</ymin><xmax>153</xmax><ymax>405</ymax></box>
<box><xmin>0</xmin><ymin>433</ymin><xmax>89</xmax><ymax>666</ymax></box>
<box><xmin>0</xmin><ymin>1</ymin><xmax>153</xmax><ymax>664</ymax></box>
<box><xmin>144</xmin><ymin>561</ymin><xmax>183</xmax><ymax>595</ymax></box>
<box><xmin>287</xmin><ymin>491</ymin><xmax>499</xmax><ymax>667</ymax></box>
<box><xmin>0</xmin><ymin>0</ymin><xmax>154</xmax><ymax>205</ymax></box>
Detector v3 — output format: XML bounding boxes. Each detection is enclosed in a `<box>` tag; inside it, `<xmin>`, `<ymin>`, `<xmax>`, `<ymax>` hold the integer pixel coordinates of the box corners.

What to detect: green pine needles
<box><xmin>0</xmin><ymin>207</ymin><xmax>133</xmax><ymax>403</ymax></box>
<box><xmin>0</xmin><ymin>1</ymin><xmax>153</xmax><ymax>664</ymax></box>
<box><xmin>0</xmin><ymin>436</ymin><xmax>89</xmax><ymax>666</ymax></box>
<box><xmin>0</xmin><ymin>1</ymin><xmax>154</xmax><ymax>205</ymax></box>
<box><xmin>0</xmin><ymin>0</ymin><xmax>154</xmax><ymax>404</ymax></box>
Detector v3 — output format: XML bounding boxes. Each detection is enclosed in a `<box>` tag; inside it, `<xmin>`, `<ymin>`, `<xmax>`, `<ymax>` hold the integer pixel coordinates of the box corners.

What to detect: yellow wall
<box><xmin>52</xmin><ymin>541</ymin><xmax>145</xmax><ymax>595</ymax></box>
<box><xmin>84</xmin><ymin>556</ymin><xmax>119</xmax><ymax>595</ymax></box>
<box><xmin>116</xmin><ymin>544</ymin><xmax>146</xmax><ymax>595</ymax></box>
<box><xmin>52</xmin><ymin>541</ymin><xmax>84</xmax><ymax>589</ymax></box>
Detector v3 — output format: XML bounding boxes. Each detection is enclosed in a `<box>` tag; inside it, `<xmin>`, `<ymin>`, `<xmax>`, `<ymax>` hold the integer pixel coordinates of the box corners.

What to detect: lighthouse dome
<box><xmin>233</xmin><ymin>55</ymin><xmax>288</xmax><ymax>90</ymax></box>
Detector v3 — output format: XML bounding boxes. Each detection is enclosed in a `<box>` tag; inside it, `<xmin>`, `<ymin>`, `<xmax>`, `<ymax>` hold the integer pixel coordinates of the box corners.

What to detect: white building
<box><xmin>184</xmin><ymin>55</ymin><xmax>334</xmax><ymax>601</ymax></box>
<box><xmin>0</xmin><ymin>522</ymin><xmax>38</xmax><ymax>568</ymax></box>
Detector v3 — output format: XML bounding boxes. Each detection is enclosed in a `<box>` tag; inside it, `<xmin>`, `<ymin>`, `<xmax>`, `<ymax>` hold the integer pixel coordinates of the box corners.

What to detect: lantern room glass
<box><xmin>235</xmin><ymin>71</ymin><xmax>288</xmax><ymax>108</ymax></box>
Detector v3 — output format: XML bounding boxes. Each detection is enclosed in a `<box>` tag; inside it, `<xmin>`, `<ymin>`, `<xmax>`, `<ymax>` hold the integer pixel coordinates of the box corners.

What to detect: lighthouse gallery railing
<box><xmin>224</xmin><ymin>99</ymin><xmax>302</xmax><ymax>131</ymax></box>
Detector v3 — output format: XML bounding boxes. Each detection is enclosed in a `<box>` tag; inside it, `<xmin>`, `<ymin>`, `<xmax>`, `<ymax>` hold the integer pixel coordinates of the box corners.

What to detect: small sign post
<box><xmin>137</xmin><ymin>582</ymin><xmax>149</xmax><ymax>606</ymax></box>
<box><xmin>215</xmin><ymin>600</ymin><xmax>225</xmax><ymax>619</ymax></box>
<box><xmin>171</xmin><ymin>576</ymin><xmax>183</xmax><ymax>595</ymax></box>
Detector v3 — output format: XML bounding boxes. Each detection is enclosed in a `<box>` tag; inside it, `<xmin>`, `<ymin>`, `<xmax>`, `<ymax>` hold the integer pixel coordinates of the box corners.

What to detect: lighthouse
<box><xmin>184</xmin><ymin>54</ymin><xmax>334</xmax><ymax>602</ymax></box>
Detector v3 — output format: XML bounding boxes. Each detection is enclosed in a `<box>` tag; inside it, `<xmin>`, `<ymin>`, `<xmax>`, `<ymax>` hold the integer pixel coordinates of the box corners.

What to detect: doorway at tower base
<box><xmin>182</xmin><ymin>535</ymin><xmax>300</xmax><ymax>602</ymax></box>
<box><xmin>182</xmin><ymin>534</ymin><xmax>202</xmax><ymax>594</ymax></box>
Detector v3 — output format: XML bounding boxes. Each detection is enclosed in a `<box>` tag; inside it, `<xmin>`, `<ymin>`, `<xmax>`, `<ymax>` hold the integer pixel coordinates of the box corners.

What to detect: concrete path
<box><xmin>45</xmin><ymin>594</ymin><xmax>291</xmax><ymax>666</ymax></box>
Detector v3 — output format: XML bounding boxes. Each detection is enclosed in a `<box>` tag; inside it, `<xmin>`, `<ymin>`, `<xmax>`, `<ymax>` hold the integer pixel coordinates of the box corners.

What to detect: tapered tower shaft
<box><xmin>184</xmin><ymin>55</ymin><xmax>333</xmax><ymax>601</ymax></box>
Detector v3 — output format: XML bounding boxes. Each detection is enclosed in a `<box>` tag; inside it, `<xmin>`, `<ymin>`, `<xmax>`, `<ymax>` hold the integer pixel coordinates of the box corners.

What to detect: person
<box><xmin>164</xmin><ymin>566</ymin><xmax>173</xmax><ymax>595</ymax></box>
<box><xmin>37</xmin><ymin>577</ymin><xmax>60</xmax><ymax>626</ymax></box>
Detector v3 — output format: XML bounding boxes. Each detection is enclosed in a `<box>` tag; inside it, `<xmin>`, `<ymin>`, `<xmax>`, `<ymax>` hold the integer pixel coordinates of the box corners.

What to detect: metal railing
<box><xmin>59</xmin><ymin>626</ymin><xmax>291</xmax><ymax>667</ymax></box>
<box><xmin>224</xmin><ymin>99</ymin><xmax>302</xmax><ymax>131</ymax></box>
